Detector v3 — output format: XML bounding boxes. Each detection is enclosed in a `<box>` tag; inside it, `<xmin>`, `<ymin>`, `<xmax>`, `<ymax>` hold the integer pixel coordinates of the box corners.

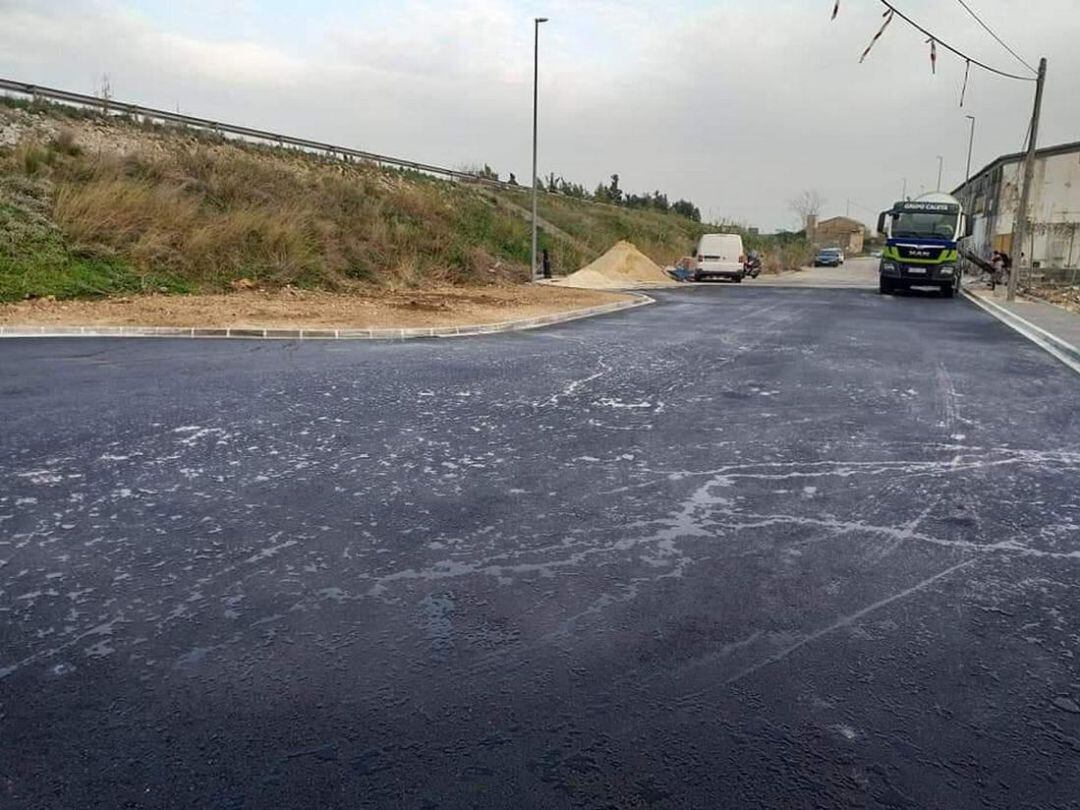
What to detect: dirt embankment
<box><xmin>0</xmin><ymin>286</ymin><xmax>632</xmax><ymax>329</ymax></box>
<box><xmin>0</xmin><ymin>101</ymin><xmax>713</xmax><ymax>303</ymax></box>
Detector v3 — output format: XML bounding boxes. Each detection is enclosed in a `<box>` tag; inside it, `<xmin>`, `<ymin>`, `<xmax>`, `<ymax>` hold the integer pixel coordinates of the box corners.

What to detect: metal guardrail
<box><xmin>0</xmin><ymin>77</ymin><xmax>518</xmax><ymax>191</ymax></box>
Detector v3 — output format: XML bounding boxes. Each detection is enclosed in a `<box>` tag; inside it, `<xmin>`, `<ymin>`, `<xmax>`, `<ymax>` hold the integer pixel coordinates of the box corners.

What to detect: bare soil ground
<box><xmin>1031</xmin><ymin>285</ymin><xmax>1080</xmax><ymax>314</ymax></box>
<box><xmin>0</xmin><ymin>286</ymin><xmax>631</xmax><ymax>329</ymax></box>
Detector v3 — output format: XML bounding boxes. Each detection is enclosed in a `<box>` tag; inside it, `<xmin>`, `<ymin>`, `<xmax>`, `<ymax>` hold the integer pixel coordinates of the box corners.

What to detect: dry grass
<box><xmin>0</xmin><ymin>106</ymin><xmax>751</xmax><ymax>300</ymax></box>
<box><xmin>2</xmin><ymin>128</ymin><xmax>536</xmax><ymax>298</ymax></box>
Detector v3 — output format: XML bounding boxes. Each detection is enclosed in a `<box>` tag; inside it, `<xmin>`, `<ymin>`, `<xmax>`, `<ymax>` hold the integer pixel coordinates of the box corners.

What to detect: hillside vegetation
<box><xmin>0</xmin><ymin>100</ymin><xmax>730</xmax><ymax>303</ymax></box>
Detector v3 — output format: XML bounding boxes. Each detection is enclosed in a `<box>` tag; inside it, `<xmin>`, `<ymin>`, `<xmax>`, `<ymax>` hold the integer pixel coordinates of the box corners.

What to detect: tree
<box><xmin>96</xmin><ymin>73</ymin><xmax>112</xmax><ymax>102</ymax></box>
<box><xmin>96</xmin><ymin>73</ymin><xmax>113</xmax><ymax>114</ymax></box>
<box><xmin>789</xmin><ymin>189</ymin><xmax>825</xmax><ymax>230</ymax></box>
<box><xmin>608</xmin><ymin>173</ymin><xmax>622</xmax><ymax>203</ymax></box>
<box><xmin>672</xmin><ymin>199</ymin><xmax>702</xmax><ymax>222</ymax></box>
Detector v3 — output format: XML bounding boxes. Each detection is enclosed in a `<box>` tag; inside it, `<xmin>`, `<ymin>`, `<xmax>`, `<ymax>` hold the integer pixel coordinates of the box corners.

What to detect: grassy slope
<box><xmin>493</xmin><ymin>188</ymin><xmax>711</xmax><ymax>273</ymax></box>
<box><xmin>0</xmin><ymin>101</ymin><xmax>715</xmax><ymax>302</ymax></box>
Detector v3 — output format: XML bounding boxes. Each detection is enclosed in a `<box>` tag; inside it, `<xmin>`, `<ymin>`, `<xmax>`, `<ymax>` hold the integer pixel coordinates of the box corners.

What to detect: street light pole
<box><xmin>936</xmin><ymin>155</ymin><xmax>944</xmax><ymax>192</ymax></box>
<box><xmin>530</xmin><ymin>17</ymin><xmax>548</xmax><ymax>283</ymax></box>
<box><xmin>964</xmin><ymin>115</ymin><xmax>976</xmax><ymax>186</ymax></box>
<box><xmin>1008</xmin><ymin>57</ymin><xmax>1048</xmax><ymax>303</ymax></box>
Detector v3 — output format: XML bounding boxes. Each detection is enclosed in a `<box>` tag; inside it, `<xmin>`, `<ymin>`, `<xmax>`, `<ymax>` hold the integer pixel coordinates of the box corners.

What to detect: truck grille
<box><xmin>896</xmin><ymin>245</ymin><xmax>947</xmax><ymax>262</ymax></box>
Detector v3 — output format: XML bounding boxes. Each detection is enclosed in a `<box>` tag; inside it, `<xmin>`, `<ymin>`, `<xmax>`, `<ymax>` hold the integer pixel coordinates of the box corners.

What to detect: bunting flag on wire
<box><xmin>859</xmin><ymin>9</ymin><xmax>895</xmax><ymax>63</ymax></box>
<box><xmin>926</xmin><ymin>37</ymin><xmax>938</xmax><ymax>74</ymax></box>
<box><xmin>960</xmin><ymin>59</ymin><xmax>972</xmax><ymax>106</ymax></box>
<box><xmin>832</xmin><ymin>0</ymin><xmax>840</xmax><ymax>20</ymax></box>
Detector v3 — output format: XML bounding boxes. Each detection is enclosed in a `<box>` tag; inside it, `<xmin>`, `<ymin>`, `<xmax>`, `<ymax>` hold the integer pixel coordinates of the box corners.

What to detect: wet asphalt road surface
<box><xmin>2</xmin><ymin>285</ymin><xmax>1080</xmax><ymax>808</ymax></box>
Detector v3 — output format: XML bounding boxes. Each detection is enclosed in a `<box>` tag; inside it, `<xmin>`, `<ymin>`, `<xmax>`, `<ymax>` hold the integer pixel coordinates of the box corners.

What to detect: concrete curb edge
<box><xmin>962</xmin><ymin>288</ymin><xmax>1080</xmax><ymax>375</ymax></box>
<box><xmin>0</xmin><ymin>293</ymin><xmax>654</xmax><ymax>342</ymax></box>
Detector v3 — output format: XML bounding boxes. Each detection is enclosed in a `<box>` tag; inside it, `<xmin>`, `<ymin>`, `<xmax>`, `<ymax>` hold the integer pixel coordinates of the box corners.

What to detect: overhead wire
<box><xmin>953</xmin><ymin>0</ymin><xmax>1038</xmax><ymax>75</ymax></box>
<box><xmin>874</xmin><ymin>1</ymin><xmax>1036</xmax><ymax>82</ymax></box>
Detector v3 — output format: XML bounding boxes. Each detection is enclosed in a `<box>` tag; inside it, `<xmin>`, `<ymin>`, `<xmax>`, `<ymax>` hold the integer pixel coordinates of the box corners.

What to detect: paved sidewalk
<box><xmin>967</xmin><ymin>287</ymin><xmax>1080</xmax><ymax>350</ymax></box>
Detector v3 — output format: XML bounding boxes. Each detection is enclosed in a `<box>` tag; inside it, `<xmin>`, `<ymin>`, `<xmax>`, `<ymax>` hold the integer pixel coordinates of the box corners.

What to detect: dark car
<box><xmin>814</xmin><ymin>248</ymin><xmax>844</xmax><ymax>267</ymax></box>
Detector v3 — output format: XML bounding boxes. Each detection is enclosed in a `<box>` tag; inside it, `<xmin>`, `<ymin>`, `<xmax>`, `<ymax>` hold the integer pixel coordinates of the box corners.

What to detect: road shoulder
<box><xmin>0</xmin><ymin>286</ymin><xmax>649</xmax><ymax>340</ymax></box>
<box><xmin>964</xmin><ymin>287</ymin><xmax>1080</xmax><ymax>373</ymax></box>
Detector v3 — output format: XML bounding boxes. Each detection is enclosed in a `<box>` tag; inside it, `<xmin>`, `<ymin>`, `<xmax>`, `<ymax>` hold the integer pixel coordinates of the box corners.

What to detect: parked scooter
<box><xmin>743</xmin><ymin>250</ymin><xmax>763</xmax><ymax>279</ymax></box>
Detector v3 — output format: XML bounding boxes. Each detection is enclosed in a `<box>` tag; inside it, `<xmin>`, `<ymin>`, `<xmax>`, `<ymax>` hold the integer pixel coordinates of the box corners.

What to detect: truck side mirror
<box><xmin>876</xmin><ymin>212</ymin><xmax>887</xmax><ymax>234</ymax></box>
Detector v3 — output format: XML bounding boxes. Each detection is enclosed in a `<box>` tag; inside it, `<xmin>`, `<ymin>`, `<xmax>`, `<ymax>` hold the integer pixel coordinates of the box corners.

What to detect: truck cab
<box><xmin>876</xmin><ymin>193</ymin><xmax>971</xmax><ymax>298</ymax></box>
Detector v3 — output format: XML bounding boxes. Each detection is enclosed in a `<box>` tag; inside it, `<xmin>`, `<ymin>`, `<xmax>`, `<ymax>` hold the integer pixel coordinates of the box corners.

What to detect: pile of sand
<box><xmin>553</xmin><ymin>241</ymin><xmax>677</xmax><ymax>289</ymax></box>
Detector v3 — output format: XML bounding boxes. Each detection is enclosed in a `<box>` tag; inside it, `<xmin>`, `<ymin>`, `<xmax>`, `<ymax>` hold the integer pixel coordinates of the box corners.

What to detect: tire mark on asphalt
<box><xmin>716</xmin><ymin>557</ymin><xmax>978</xmax><ymax>689</ymax></box>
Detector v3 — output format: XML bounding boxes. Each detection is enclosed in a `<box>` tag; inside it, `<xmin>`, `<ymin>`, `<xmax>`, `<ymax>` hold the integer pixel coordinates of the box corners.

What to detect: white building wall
<box><xmin>991</xmin><ymin>150</ymin><xmax>1080</xmax><ymax>268</ymax></box>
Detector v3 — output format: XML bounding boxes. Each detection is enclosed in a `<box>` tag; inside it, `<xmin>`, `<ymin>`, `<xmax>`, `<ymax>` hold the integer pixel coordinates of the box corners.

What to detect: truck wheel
<box><xmin>733</xmin><ymin>275</ymin><xmax>743</xmax><ymax>284</ymax></box>
<box><xmin>879</xmin><ymin>277</ymin><xmax>892</xmax><ymax>295</ymax></box>
<box><xmin>692</xmin><ymin>272</ymin><xmax>702</xmax><ymax>283</ymax></box>
<box><xmin>942</xmin><ymin>283</ymin><xmax>954</xmax><ymax>298</ymax></box>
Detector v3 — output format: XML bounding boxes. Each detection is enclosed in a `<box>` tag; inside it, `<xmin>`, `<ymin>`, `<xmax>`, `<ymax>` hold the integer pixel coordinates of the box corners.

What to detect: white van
<box><xmin>694</xmin><ymin>233</ymin><xmax>745</xmax><ymax>282</ymax></box>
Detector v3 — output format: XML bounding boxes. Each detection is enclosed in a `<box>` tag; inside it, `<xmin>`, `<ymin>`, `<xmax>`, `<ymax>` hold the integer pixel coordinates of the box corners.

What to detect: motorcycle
<box><xmin>743</xmin><ymin>251</ymin><xmax>763</xmax><ymax>279</ymax></box>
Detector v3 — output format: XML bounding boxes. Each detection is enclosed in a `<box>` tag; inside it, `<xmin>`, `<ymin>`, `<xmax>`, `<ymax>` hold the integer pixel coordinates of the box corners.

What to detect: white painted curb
<box><xmin>0</xmin><ymin>293</ymin><xmax>653</xmax><ymax>341</ymax></box>
<box><xmin>963</xmin><ymin>289</ymin><xmax>1080</xmax><ymax>375</ymax></box>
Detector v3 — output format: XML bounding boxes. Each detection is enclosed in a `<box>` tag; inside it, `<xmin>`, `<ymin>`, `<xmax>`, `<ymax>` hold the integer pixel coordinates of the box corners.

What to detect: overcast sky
<box><xmin>2</xmin><ymin>0</ymin><xmax>1077</xmax><ymax>230</ymax></box>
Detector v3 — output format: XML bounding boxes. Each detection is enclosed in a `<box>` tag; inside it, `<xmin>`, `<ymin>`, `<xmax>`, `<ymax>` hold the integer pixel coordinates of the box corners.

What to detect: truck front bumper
<box><xmin>880</xmin><ymin>262</ymin><xmax>957</xmax><ymax>284</ymax></box>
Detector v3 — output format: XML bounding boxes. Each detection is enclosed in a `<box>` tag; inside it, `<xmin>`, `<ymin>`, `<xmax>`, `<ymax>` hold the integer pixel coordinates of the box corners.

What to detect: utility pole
<box><xmin>530</xmin><ymin>17</ymin><xmax>549</xmax><ymax>283</ymax></box>
<box><xmin>846</xmin><ymin>198</ymin><xmax>850</xmax><ymax>218</ymax></box>
<box><xmin>936</xmin><ymin>156</ymin><xmax>944</xmax><ymax>192</ymax></box>
<box><xmin>901</xmin><ymin>178</ymin><xmax>907</xmax><ymax>201</ymax></box>
<box><xmin>1008</xmin><ymin>57</ymin><xmax>1047</xmax><ymax>302</ymax></box>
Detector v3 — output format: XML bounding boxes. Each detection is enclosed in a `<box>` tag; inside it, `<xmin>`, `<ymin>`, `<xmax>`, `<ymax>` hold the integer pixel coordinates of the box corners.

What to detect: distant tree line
<box><xmin>468</xmin><ymin>165</ymin><xmax>703</xmax><ymax>222</ymax></box>
<box><xmin>559</xmin><ymin>173</ymin><xmax>701</xmax><ymax>222</ymax></box>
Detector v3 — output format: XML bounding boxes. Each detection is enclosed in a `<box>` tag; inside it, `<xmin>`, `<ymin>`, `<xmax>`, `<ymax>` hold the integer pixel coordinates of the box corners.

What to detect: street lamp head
<box><xmin>536</xmin><ymin>17</ymin><xmax>549</xmax><ymax>23</ymax></box>
<box><xmin>965</xmin><ymin>114</ymin><xmax>976</xmax><ymax>121</ymax></box>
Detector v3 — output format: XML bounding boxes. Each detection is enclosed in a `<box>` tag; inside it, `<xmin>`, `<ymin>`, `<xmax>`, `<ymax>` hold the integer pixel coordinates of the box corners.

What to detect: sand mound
<box><xmin>553</xmin><ymin>241</ymin><xmax>676</xmax><ymax>289</ymax></box>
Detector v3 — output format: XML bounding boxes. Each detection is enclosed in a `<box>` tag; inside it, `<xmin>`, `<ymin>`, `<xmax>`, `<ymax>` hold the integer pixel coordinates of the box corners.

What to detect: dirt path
<box><xmin>0</xmin><ymin>286</ymin><xmax>631</xmax><ymax>330</ymax></box>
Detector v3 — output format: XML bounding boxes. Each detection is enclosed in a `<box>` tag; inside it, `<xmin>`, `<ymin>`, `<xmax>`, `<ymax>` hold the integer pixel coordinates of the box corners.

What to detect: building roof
<box><xmin>953</xmin><ymin>139</ymin><xmax>1080</xmax><ymax>195</ymax></box>
<box><xmin>816</xmin><ymin>216</ymin><xmax>865</xmax><ymax>232</ymax></box>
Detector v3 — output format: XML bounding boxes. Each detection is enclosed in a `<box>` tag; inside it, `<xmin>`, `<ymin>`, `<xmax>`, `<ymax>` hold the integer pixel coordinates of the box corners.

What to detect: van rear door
<box><xmin>696</xmin><ymin>234</ymin><xmax>745</xmax><ymax>280</ymax></box>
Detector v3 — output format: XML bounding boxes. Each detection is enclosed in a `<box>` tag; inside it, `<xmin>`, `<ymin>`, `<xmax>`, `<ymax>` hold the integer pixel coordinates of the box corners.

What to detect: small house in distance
<box><xmin>807</xmin><ymin>216</ymin><xmax>866</xmax><ymax>254</ymax></box>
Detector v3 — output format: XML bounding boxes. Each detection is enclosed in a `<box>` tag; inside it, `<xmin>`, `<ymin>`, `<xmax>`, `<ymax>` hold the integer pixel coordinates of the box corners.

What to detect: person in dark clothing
<box><xmin>542</xmin><ymin>248</ymin><xmax>552</xmax><ymax>279</ymax></box>
<box><xmin>990</xmin><ymin>251</ymin><xmax>1012</xmax><ymax>291</ymax></box>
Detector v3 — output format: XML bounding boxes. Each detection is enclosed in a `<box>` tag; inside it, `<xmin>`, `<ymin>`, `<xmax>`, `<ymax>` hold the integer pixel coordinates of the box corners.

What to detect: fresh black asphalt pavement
<box><xmin>2</xmin><ymin>285</ymin><xmax>1079</xmax><ymax>808</ymax></box>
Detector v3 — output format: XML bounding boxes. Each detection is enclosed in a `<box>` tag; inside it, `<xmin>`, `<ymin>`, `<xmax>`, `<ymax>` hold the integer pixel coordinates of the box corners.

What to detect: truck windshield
<box><xmin>891</xmin><ymin>212</ymin><xmax>958</xmax><ymax>240</ymax></box>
